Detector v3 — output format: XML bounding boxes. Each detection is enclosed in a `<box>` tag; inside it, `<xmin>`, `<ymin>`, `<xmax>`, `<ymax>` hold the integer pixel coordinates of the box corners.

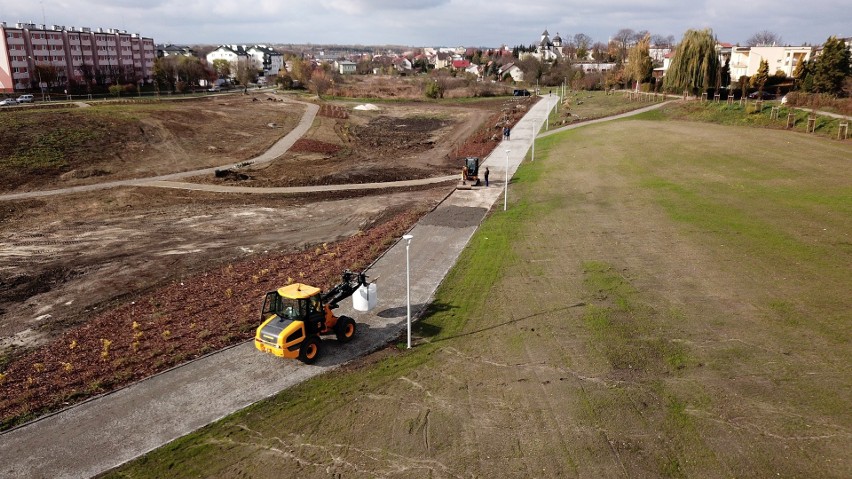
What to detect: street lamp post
<box><xmin>28</xmin><ymin>56</ymin><xmax>45</xmax><ymax>102</ymax></box>
<box><xmin>532</xmin><ymin>134</ymin><xmax>535</xmax><ymax>162</ymax></box>
<box><xmin>403</xmin><ymin>234</ymin><xmax>413</xmax><ymax>349</ymax></box>
<box><xmin>504</xmin><ymin>148</ymin><xmax>510</xmax><ymax>211</ymax></box>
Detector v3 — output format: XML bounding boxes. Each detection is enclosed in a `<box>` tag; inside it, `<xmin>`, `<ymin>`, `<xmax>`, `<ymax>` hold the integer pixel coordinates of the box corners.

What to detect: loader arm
<box><xmin>321</xmin><ymin>270</ymin><xmax>368</xmax><ymax>309</ymax></box>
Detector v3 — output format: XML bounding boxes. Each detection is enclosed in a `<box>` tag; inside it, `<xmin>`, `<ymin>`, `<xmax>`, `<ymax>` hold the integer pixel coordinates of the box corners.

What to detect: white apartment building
<box><xmin>206</xmin><ymin>44</ymin><xmax>283</xmax><ymax>76</ymax></box>
<box><xmin>729</xmin><ymin>45</ymin><xmax>813</xmax><ymax>80</ymax></box>
<box><xmin>0</xmin><ymin>22</ymin><xmax>156</xmax><ymax>93</ymax></box>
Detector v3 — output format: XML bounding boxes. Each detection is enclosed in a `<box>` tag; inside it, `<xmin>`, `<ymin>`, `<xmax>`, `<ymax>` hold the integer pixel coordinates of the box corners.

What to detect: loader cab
<box><xmin>464</xmin><ymin>157</ymin><xmax>479</xmax><ymax>177</ymax></box>
<box><xmin>261</xmin><ymin>283</ymin><xmax>324</xmax><ymax>322</ymax></box>
<box><xmin>261</xmin><ymin>292</ymin><xmax>303</xmax><ymax>321</ymax></box>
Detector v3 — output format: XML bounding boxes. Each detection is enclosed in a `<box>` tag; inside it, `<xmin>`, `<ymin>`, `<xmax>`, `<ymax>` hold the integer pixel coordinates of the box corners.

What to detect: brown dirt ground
<box><xmin>0</xmin><ymin>87</ymin><xmax>523</xmax><ymax>429</ymax></box>
<box><xmin>0</xmin><ymin>94</ymin><xmax>302</xmax><ymax>194</ymax></box>
<box><xmin>192</xmin><ymin>97</ymin><xmax>536</xmax><ymax>187</ymax></box>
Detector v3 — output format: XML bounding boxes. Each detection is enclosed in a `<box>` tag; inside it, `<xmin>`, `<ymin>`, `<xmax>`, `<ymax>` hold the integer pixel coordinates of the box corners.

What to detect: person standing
<box><xmin>484</xmin><ymin>167</ymin><xmax>490</xmax><ymax>187</ymax></box>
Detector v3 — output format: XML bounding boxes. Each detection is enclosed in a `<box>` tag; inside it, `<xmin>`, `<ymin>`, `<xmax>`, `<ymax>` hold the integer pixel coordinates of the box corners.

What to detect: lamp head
<box><xmin>403</xmin><ymin>234</ymin><xmax>413</xmax><ymax>241</ymax></box>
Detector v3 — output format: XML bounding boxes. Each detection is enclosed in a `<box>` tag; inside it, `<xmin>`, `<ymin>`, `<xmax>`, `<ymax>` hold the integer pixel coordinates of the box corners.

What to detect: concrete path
<box><xmin>539</xmin><ymin>99</ymin><xmax>673</xmax><ymax>138</ymax></box>
<box><xmin>0</xmin><ymin>95</ymin><xmax>560</xmax><ymax>479</ymax></box>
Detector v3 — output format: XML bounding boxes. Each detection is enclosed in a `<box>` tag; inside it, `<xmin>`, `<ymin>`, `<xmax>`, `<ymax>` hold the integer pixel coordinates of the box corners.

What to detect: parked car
<box><xmin>16</xmin><ymin>94</ymin><xmax>34</xmax><ymax>103</ymax></box>
<box><xmin>513</xmin><ymin>89</ymin><xmax>531</xmax><ymax>97</ymax></box>
<box><xmin>0</xmin><ymin>98</ymin><xmax>18</xmax><ymax>106</ymax></box>
<box><xmin>747</xmin><ymin>91</ymin><xmax>775</xmax><ymax>100</ymax></box>
<box><xmin>207</xmin><ymin>85</ymin><xmax>222</xmax><ymax>92</ymax></box>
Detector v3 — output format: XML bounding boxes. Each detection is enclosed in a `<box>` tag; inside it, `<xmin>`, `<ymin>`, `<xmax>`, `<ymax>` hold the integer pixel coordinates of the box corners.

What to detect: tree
<box><xmin>429</xmin><ymin>70</ymin><xmax>451</xmax><ymax>98</ymax></box>
<box><xmin>665</xmin><ymin>29</ymin><xmax>720</xmax><ymax>96</ymax></box>
<box><xmin>811</xmin><ymin>36</ymin><xmax>851</xmax><ymax>95</ymax></box>
<box><xmin>235</xmin><ymin>62</ymin><xmax>257</xmax><ymax>93</ymax></box>
<box><xmin>750</xmin><ymin>59</ymin><xmax>769</xmax><ymax>93</ymax></box>
<box><xmin>177</xmin><ymin>56</ymin><xmax>207</xmax><ymax>90</ymax></box>
<box><xmin>211</xmin><ymin>59</ymin><xmax>231</xmax><ymax>79</ymax></box>
<box><xmin>517</xmin><ymin>56</ymin><xmax>545</xmax><ymax>83</ymax></box>
<box><xmin>288</xmin><ymin>57</ymin><xmax>312</xmax><ymax>87</ymax></box>
<box><xmin>612</xmin><ymin>28</ymin><xmax>635</xmax><ymax>62</ymax></box>
<box><xmin>33</xmin><ymin>63</ymin><xmax>60</xmax><ymax>89</ymax></box>
<box><xmin>747</xmin><ymin>30</ymin><xmax>782</xmax><ymax>47</ymax></box>
<box><xmin>153</xmin><ymin>57</ymin><xmax>178</xmax><ymax>92</ymax></box>
<box><xmin>591</xmin><ymin>42</ymin><xmax>613</xmax><ymax>62</ymax></box>
<box><xmin>720</xmin><ymin>57</ymin><xmax>731</xmax><ymax>90</ymax></box>
<box><xmin>624</xmin><ymin>34</ymin><xmax>653</xmax><ymax>87</ymax></box>
<box><xmin>573</xmin><ymin>33</ymin><xmax>592</xmax><ymax>60</ymax></box>
<box><xmin>309</xmin><ymin>68</ymin><xmax>332</xmax><ymax>98</ymax></box>
<box><xmin>651</xmin><ymin>34</ymin><xmax>675</xmax><ymax>49</ymax></box>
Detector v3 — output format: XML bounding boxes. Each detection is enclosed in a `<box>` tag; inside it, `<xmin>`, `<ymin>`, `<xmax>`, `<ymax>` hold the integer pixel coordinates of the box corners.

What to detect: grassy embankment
<box><xmin>104</xmin><ymin>105</ymin><xmax>851</xmax><ymax>478</ymax></box>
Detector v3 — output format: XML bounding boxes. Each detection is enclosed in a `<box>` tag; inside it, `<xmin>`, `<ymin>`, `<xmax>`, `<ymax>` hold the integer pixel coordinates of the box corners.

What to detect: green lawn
<box><xmin>103</xmin><ymin>112</ymin><xmax>851</xmax><ymax>478</ymax></box>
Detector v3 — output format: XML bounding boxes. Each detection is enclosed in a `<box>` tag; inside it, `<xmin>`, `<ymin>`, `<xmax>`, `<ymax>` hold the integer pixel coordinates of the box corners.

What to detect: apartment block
<box><xmin>0</xmin><ymin>22</ymin><xmax>156</xmax><ymax>93</ymax></box>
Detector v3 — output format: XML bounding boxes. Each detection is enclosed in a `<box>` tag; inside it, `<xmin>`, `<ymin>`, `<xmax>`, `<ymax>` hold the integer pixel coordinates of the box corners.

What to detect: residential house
<box><xmin>432</xmin><ymin>51</ymin><xmax>451</xmax><ymax>69</ymax></box>
<box><xmin>451</xmin><ymin>59</ymin><xmax>470</xmax><ymax>71</ymax></box>
<box><xmin>156</xmin><ymin>44</ymin><xmax>194</xmax><ymax>57</ymax></box>
<box><xmin>499</xmin><ymin>63</ymin><xmax>524</xmax><ymax>82</ymax></box>
<box><xmin>247</xmin><ymin>45</ymin><xmax>283</xmax><ymax>75</ymax></box>
<box><xmin>335</xmin><ymin>60</ymin><xmax>357</xmax><ymax>74</ymax></box>
<box><xmin>206</xmin><ymin>45</ymin><xmax>250</xmax><ymax>72</ymax></box>
<box><xmin>392</xmin><ymin>57</ymin><xmax>412</xmax><ymax>73</ymax></box>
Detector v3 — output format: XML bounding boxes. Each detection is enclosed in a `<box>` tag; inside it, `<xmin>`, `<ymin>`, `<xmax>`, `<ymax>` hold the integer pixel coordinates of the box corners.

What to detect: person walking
<box><xmin>484</xmin><ymin>167</ymin><xmax>490</xmax><ymax>187</ymax></box>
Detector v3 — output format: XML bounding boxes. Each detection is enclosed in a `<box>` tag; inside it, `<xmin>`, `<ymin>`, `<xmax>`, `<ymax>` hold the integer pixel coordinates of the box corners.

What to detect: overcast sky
<box><xmin>3</xmin><ymin>0</ymin><xmax>849</xmax><ymax>48</ymax></box>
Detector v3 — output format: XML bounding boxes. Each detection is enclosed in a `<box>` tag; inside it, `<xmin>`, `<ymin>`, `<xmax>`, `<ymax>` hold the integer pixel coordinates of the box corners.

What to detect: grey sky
<box><xmin>3</xmin><ymin>0</ymin><xmax>849</xmax><ymax>47</ymax></box>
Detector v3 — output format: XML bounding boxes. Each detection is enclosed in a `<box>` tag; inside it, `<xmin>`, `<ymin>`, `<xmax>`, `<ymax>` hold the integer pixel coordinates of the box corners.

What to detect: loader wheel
<box><xmin>335</xmin><ymin>316</ymin><xmax>356</xmax><ymax>343</ymax></box>
<box><xmin>298</xmin><ymin>335</ymin><xmax>321</xmax><ymax>364</ymax></box>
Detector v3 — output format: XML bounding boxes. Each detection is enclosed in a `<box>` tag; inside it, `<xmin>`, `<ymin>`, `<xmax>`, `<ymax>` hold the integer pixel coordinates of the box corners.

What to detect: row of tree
<box><xmin>665</xmin><ymin>30</ymin><xmax>850</xmax><ymax>97</ymax></box>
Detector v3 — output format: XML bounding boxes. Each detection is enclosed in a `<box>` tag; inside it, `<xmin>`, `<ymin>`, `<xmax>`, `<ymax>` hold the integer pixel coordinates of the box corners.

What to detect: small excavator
<box><xmin>254</xmin><ymin>270</ymin><xmax>369</xmax><ymax>364</ymax></box>
<box><xmin>458</xmin><ymin>156</ymin><xmax>481</xmax><ymax>189</ymax></box>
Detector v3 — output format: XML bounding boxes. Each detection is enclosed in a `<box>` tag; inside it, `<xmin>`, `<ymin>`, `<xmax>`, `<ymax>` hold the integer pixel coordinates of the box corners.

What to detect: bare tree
<box><xmin>632</xmin><ymin>30</ymin><xmax>650</xmax><ymax>44</ymax></box>
<box><xmin>651</xmin><ymin>34</ymin><xmax>675</xmax><ymax>48</ymax></box>
<box><xmin>309</xmin><ymin>68</ymin><xmax>333</xmax><ymax>98</ymax></box>
<box><xmin>612</xmin><ymin>28</ymin><xmax>635</xmax><ymax>61</ymax></box>
<box><xmin>747</xmin><ymin>30</ymin><xmax>783</xmax><ymax>46</ymax></box>
<box><xmin>591</xmin><ymin>42</ymin><xmax>613</xmax><ymax>62</ymax></box>
<box><xmin>573</xmin><ymin>33</ymin><xmax>592</xmax><ymax>60</ymax></box>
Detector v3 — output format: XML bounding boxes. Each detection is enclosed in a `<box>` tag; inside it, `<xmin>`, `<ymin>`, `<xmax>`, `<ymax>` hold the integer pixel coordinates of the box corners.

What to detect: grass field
<box><xmin>104</xmin><ymin>110</ymin><xmax>851</xmax><ymax>478</ymax></box>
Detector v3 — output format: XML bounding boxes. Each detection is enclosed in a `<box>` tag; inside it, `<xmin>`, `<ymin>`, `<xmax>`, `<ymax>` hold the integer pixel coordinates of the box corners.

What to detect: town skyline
<box><xmin>3</xmin><ymin>0</ymin><xmax>849</xmax><ymax>48</ymax></box>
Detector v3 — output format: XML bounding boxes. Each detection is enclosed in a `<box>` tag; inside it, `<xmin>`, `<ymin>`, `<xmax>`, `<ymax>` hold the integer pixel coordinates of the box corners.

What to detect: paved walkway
<box><xmin>0</xmin><ymin>95</ymin><xmax>561</xmax><ymax>479</ymax></box>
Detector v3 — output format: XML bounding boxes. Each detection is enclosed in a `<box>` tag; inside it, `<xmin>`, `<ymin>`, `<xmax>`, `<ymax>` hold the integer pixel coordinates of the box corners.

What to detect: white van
<box><xmin>16</xmin><ymin>94</ymin><xmax>34</xmax><ymax>103</ymax></box>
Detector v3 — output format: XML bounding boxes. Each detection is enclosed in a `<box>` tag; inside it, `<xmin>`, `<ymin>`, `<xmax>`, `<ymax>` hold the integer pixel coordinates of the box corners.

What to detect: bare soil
<box><xmin>0</xmin><ymin>94</ymin><xmax>302</xmax><ymax>193</ymax></box>
<box><xmin>0</xmin><ymin>87</ymin><xmax>522</xmax><ymax>429</ymax></box>
<box><xmin>192</xmin><ymin>97</ymin><xmax>535</xmax><ymax>187</ymax></box>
